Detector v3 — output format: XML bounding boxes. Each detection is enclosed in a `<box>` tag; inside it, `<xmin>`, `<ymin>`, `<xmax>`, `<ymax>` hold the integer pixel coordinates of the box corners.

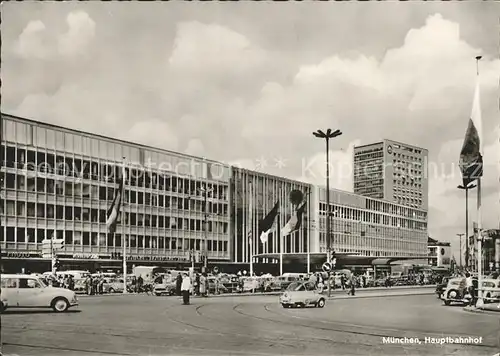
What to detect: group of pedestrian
<box><xmin>43</xmin><ymin>274</ymin><xmax>76</xmax><ymax>290</ymax></box>
<box><xmin>84</xmin><ymin>275</ymin><xmax>106</xmax><ymax>295</ymax></box>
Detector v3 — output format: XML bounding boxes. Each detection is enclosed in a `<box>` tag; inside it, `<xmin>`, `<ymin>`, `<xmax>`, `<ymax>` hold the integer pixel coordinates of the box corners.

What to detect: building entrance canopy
<box><xmin>253</xmin><ymin>252</ymin><xmax>428</xmax><ymax>267</ymax></box>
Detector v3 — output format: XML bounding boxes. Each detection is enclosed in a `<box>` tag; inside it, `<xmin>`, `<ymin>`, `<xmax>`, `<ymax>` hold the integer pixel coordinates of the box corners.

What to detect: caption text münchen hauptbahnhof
<box><xmin>382</xmin><ymin>337</ymin><xmax>483</xmax><ymax>345</ymax></box>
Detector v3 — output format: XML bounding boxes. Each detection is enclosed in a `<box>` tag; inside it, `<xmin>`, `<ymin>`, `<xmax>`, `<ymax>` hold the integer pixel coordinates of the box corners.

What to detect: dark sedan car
<box><xmin>435</xmin><ymin>277</ymin><xmax>450</xmax><ymax>298</ymax></box>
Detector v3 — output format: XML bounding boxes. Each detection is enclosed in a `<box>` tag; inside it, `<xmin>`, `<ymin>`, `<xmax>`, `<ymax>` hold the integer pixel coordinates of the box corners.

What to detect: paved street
<box><xmin>1</xmin><ymin>292</ymin><xmax>499</xmax><ymax>356</ymax></box>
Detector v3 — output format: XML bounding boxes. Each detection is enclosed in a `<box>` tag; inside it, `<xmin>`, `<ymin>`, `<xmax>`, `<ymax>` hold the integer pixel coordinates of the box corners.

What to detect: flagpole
<box><xmin>475</xmin><ymin>55</ymin><xmax>484</xmax><ymax>306</ymax></box>
<box><xmin>279</xmin><ymin>188</ymin><xmax>283</xmax><ymax>276</ymax></box>
<box><xmin>122</xmin><ymin>157</ymin><xmax>127</xmax><ymax>294</ymax></box>
<box><xmin>249</xmin><ymin>181</ymin><xmax>254</xmax><ymax>277</ymax></box>
<box><xmin>307</xmin><ymin>188</ymin><xmax>311</xmax><ymax>274</ymax></box>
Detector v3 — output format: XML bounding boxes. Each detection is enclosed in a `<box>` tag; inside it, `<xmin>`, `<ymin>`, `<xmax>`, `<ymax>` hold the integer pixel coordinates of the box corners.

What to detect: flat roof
<box><xmin>2</xmin><ymin>113</ymin><xmax>225</xmax><ymax>166</ymax></box>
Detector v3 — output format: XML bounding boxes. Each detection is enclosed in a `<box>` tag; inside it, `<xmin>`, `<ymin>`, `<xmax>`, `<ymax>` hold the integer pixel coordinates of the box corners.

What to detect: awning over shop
<box><xmin>253</xmin><ymin>252</ymin><xmax>428</xmax><ymax>266</ymax></box>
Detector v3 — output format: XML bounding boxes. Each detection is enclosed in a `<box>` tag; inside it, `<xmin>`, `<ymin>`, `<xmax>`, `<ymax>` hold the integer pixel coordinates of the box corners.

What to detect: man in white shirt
<box><xmin>465</xmin><ymin>273</ymin><xmax>474</xmax><ymax>306</ymax></box>
<box><xmin>181</xmin><ymin>273</ymin><xmax>192</xmax><ymax>305</ymax></box>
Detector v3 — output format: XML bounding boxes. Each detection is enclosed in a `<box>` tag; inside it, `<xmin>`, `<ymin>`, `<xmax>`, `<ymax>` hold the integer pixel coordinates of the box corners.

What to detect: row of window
<box><xmin>1</xmin><ymin>227</ymin><xmax>229</xmax><ymax>252</ymax></box>
<box><xmin>1</xmin><ymin>200</ymin><xmax>229</xmax><ymax>232</ymax></box>
<box><xmin>365</xmin><ymin>198</ymin><xmax>427</xmax><ymax>219</ymax></box>
<box><xmin>319</xmin><ymin>204</ymin><xmax>427</xmax><ymax>230</ymax></box>
<box><xmin>1</xmin><ymin>145</ymin><xmax>229</xmax><ymax>199</ymax></box>
<box><xmin>318</xmin><ymin>233</ymin><xmax>425</xmax><ymax>253</ymax></box>
<box><xmin>1</xmin><ymin>173</ymin><xmax>229</xmax><ymax>214</ymax></box>
<box><xmin>2</xmin><ymin>119</ymin><xmax>231</xmax><ymax>181</ymax></box>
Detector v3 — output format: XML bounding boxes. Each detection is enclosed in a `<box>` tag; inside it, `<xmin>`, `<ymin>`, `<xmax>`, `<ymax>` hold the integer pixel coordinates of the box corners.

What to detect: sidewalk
<box><xmin>463</xmin><ymin>303</ymin><xmax>500</xmax><ymax>315</ymax></box>
<box><xmin>78</xmin><ymin>285</ymin><xmax>434</xmax><ymax>298</ymax></box>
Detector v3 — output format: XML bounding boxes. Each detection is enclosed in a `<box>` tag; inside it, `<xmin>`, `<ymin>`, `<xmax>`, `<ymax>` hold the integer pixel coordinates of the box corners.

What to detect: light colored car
<box><xmin>103</xmin><ymin>278</ymin><xmax>125</xmax><ymax>294</ymax></box>
<box><xmin>0</xmin><ymin>274</ymin><xmax>78</xmax><ymax>313</ymax></box>
<box><xmin>482</xmin><ymin>279</ymin><xmax>500</xmax><ymax>303</ymax></box>
<box><xmin>279</xmin><ymin>281</ymin><xmax>326</xmax><ymax>309</ymax></box>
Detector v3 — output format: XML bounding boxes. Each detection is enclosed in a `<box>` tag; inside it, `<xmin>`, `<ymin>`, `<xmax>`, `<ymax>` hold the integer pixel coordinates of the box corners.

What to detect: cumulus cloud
<box><xmin>126</xmin><ymin>119</ymin><xmax>179</xmax><ymax>152</ymax></box>
<box><xmin>15</xmin><ymin>20</ymin><xmax>49</xmax><ymax>59</ymax></box>
<box><xmin>58</xmin><ymin>11</ymin><xmax>96</xmax><ymax>57</ymax></box>
<box><xmin>184</xmin><ymin>138</ymin><xmax>206</xmax><ymax>157</ymax></box>
<box><xmin>296</xmin><ymin>140</ymin><xmax>361</xmax><ymax>192</ymax></box>
<box><xmin>14</xmin><ymin>11</ymin><xmax>96</xmax><ymax>60</ymax></box>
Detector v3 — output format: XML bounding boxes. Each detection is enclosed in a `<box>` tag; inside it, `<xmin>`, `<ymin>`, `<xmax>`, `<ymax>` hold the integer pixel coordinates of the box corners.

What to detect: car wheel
<box><xmin>295</xmin><ymin>303</ymin><xmax>304</xmax><ymax>308</ymax></box>
<box><xmin>317</xmin><ymin>298</ymin><xmax>325</xmax><ymax>308</ymax></box>
<box><xmin>485</xmin><ymin>293</ymin><xmax>491</xmax><ymax>303</ymax></box>
<box><xmin>0</xmin><ymin>302</ymin><xmax>4</xmax><ymax>313</ymax></box>
<box><xmin>108</xmin><ymin>288</ymin><xmax>115</xmax><ymax>294</ymax></box>
<box><xmin>281</xmin><ymin>303</ymin><xmax>289</xmax><ymax>309</ymax></box>
<box><xmin>52</xmin><ymin>297</ymin><xmax>69</xmax><ymax>313</ymax></box>
<box><xmin>444</xmin><ymin>300</ymin><xmax>451</xmax><ymax>306</ymax></box>
<box><xmin>154</xmin><ymin>293</ymin><xmax>161</xmax><ymax>297</ymax></box>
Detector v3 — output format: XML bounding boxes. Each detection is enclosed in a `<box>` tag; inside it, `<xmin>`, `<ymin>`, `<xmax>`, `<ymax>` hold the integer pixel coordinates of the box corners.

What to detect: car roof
<box><xmin>1</xmin><ymin>274</ymin><xmax>40</xmax><ymax>278</ymax></box>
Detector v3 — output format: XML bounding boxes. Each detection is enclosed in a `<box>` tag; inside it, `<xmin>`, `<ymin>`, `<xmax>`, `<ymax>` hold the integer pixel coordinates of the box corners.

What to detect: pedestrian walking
<box><xmin>200</xmin><ymin>273</ymin><xmax>207</xmax><ymax>297</ymax></box>
<box><xmin>176</xmin><ymin>273</ymin><xmax>183</xmax><ymax>296</ymax></box>
<box><xmin>348</xmin><ymin>274</ymin><xmax>356</xmax><ymax>296</ymax></box>
<box><xmin>340</xmin><ymin>275</ymin><xmax>346</xmax><ymax>290</ymax></box>
<box><xmin>181</xmin><ymin>273</ymin><xmax>192</xmax><ymax>305</ymax></box>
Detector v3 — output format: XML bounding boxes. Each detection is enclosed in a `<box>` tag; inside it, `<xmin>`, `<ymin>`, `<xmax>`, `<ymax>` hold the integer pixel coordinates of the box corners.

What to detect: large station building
<box><xmin>0</xmin><ymin>113</ymin><xmax>429</xmax><ymax>274</ymax></box>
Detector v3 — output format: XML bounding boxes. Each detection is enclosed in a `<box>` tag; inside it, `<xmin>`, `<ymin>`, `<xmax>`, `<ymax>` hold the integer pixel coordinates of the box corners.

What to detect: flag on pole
<box><xmin>259</xmin><ymin>201</ymin><xmax>279</xmax><ymax>244</ymax></box>
<box><xmin>459</xmin><ymin>78</ymin><xmax>483</xmax><ymax>187</ymax></box>
<box><xmin>106</xmin><ymin>165</ymin><xmax>126</xmax><ymax>234</ymax></box>
<box><xmin>281</xmin><ymin>202</ymin><xmax>307</xmax><ymax>237</ymax></box>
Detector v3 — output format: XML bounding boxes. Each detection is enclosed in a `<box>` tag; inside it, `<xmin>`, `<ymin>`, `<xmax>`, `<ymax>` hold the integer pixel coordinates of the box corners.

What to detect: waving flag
<box><xmin>259</xmin><ymin>201</ymin><xmax>279</xmax><ymax>244</ymax></box>
<box><xmin>281</xmin><ymin>202</ymin><xmax>307</xmax><ymax>237</ymax></box>
<box><xmin>459</xmin><ymin>78</ymin><xmax>483</xmax><ymax>186</ymax></box>
<box><xmin>106</xmin><ymin>165</ymin><xmax>126</xmax><ymax>234</ymax></box>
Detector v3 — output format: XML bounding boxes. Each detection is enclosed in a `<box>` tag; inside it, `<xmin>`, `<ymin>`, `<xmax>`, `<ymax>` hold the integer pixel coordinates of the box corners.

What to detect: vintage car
<box><xmin>154</xmin><ymin>279</ymin><xmax>177</xmax><ymax>296</ymax></box>
<box><xmin>239</xmin><ymin>277</ymin><xmax>263</xmax><ymax>293</ymax></box>
<box><xmin>482</xmin><ymin>279</ymin><xmax>500</xmax><ymax>303</ymax></box>
<box><xmin>435</xmin><ymin>277</ymin><xmax>450</xmax><ymax>299</ymax></box>
<box><xmin>1</xmin><ymin>274</ymin><xmax>78</xmax><ymax>313</ymax></box>
<box><xmin>103</xmin><ymin>278</ymin><xmax>125</xmax><ymax>294</ymax></box>
<box><xmin>441</xmin><ymin>277</ymin><xmax>477</xmax><ymax>306</ymax></box>
<box><xmin>279</xmin><ymin>281</ymin><xmax>326</xmax><ymax>309</ymax></box>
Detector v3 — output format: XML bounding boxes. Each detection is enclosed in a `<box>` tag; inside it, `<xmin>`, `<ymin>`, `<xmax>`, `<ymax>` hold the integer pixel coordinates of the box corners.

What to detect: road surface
<box><xmin>2</xmin><ymin>293</ymin><xmax>499</xmax><ymax>356</ymax></box>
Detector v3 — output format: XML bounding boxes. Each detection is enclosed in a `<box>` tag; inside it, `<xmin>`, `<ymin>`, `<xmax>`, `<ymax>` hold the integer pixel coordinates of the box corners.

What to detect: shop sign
<box><xmin>126</xmin><ymin>255</ymin><xmax>188</xmax><ymax>262</ymax></box>
<box><xmin>73</xmin><ymin>254</ymin><xmax>100</xmax><ymax>259</ymax></box>
<box><xmin>1</xmin><ymin>252</ymin><xmax>43</xmax><ymax>258</ymax></box>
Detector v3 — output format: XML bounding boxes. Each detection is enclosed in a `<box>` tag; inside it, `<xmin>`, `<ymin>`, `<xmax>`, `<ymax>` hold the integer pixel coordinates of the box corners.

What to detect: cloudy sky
<box><xmin>2</xmin><ymin>2</ymin><xmax>499</xmax><ymax>261</ymax></box>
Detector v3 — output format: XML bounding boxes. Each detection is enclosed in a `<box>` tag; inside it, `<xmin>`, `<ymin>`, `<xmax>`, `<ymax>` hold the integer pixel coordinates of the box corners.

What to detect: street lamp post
<box><xmin>458</xmin><ymin>183</ymin><xmax>477</xmax><ymax>270</ymax></box>
<box><xmin>313</xmin><ymin>128</ymin><xmax>342</xmax><ymax>298</ymax></box>
<box><xmin>200</xmin><ymin>186</ymin><xmax>213</xmax><ymax>271</ymax></box>
<box><xmin>456</xmin><ymin>233</ymin><xmax>464</xmax><ymax>268</ymax></box>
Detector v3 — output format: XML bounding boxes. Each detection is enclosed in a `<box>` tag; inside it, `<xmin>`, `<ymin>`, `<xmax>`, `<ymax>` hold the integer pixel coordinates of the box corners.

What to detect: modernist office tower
<box><xmin>353</xmin><ymin>139</ymin><xmax>428</xmax><ymax>211</ymax></box>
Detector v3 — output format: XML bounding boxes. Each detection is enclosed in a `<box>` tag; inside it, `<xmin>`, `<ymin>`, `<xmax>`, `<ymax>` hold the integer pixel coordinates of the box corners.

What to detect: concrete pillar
<box><xmin>495</xmin><ymin>238</ymin><xmax>500</xmax><ymax>272</ymax></box>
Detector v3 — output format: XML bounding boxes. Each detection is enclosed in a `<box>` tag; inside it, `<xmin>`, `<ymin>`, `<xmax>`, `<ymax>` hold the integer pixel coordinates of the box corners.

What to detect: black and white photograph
<box><xmin>1</xmin><ymin>1</ymin><xmax>499</xmax><ymax>356</ymax></box>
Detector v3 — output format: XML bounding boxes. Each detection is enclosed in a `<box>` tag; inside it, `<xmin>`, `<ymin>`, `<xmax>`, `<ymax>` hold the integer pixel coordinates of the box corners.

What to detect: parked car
<box><xmin>279</xmin><ymin>281</ymin><xmax>326</xmax><ymax>308</ymax></box>
<box><xmin>435</xmin><ymin>277</ymin><xmax>450</xmax><ymax>299</ymax></box>
<box><xmin>441</xmin><ymin>277</ymin><xmax>477</xmax><ymax>306</ymax></box>
<box><xmin>103</xmin><ymin>278</ymin><xmax>125</xmax><ymax>294</ymax></box>
<box><xmin>154</xmin><ymin>279</ymin><xmax>177</xmax><ymax>296</ymax></box>
<box><xmin>1</xmin><ymin>274</ymin><xmax>78</xmax><ymax>312</ymax></box>
<box><xmin>482</xmin><ymin>279</ymin><xmax>500</xmax><ymax>303</ymax></box>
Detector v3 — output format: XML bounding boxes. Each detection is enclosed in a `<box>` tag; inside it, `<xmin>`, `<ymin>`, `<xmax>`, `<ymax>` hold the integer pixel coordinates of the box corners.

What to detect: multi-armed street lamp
<box><xmin>313</xmin><ymin>129</ymin><xmax>342</xmax><ymax>298</ymax></box>
<box><xmin>457</xmin><ymin>183</ymin><xmax>477</xmax><ymax>270</ymax></box>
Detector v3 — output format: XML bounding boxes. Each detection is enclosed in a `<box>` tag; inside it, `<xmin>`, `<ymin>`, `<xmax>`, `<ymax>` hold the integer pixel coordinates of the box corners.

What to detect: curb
<box><xmin>463</xmin><ymin>306</ymin><xmax>500</xmax><ymax>315</ymax></box>
<box><xmin>328</xmin><ymin>291</ymin><xmax>434</xmax><ymax>300</ymax></box>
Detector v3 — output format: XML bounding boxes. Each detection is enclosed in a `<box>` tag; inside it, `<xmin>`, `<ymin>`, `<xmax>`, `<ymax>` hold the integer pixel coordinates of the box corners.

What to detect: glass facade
<box><xmin>230</xmin><ymin>168</ymin><xmax>311</xmax><ymax>263</ymax></box>
<box><xmin>313</xmin><ymin>187</ymin><xmax>428</xmax><ymax>257</ymax></box>
<box><xmin>0</xmin><ymin>114</ymin><xmax>231</xmax><ymax>267</ymax></box>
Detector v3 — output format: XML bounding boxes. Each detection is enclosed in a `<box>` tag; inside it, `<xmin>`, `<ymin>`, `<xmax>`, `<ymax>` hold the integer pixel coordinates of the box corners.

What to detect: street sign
<box><xmin>322</xmin><ymin>262</ymin><xmax>332</xmax><ymax>272</ymax></box>
<box><xmin>213</xmin><ymin>266</ymin><xmax>219</xmax><ymax>274</ymax></box>
<box><xmin>52</xmin><ymin>238</ymin><xmax>65</xmax><ymax>249</ymax></box>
